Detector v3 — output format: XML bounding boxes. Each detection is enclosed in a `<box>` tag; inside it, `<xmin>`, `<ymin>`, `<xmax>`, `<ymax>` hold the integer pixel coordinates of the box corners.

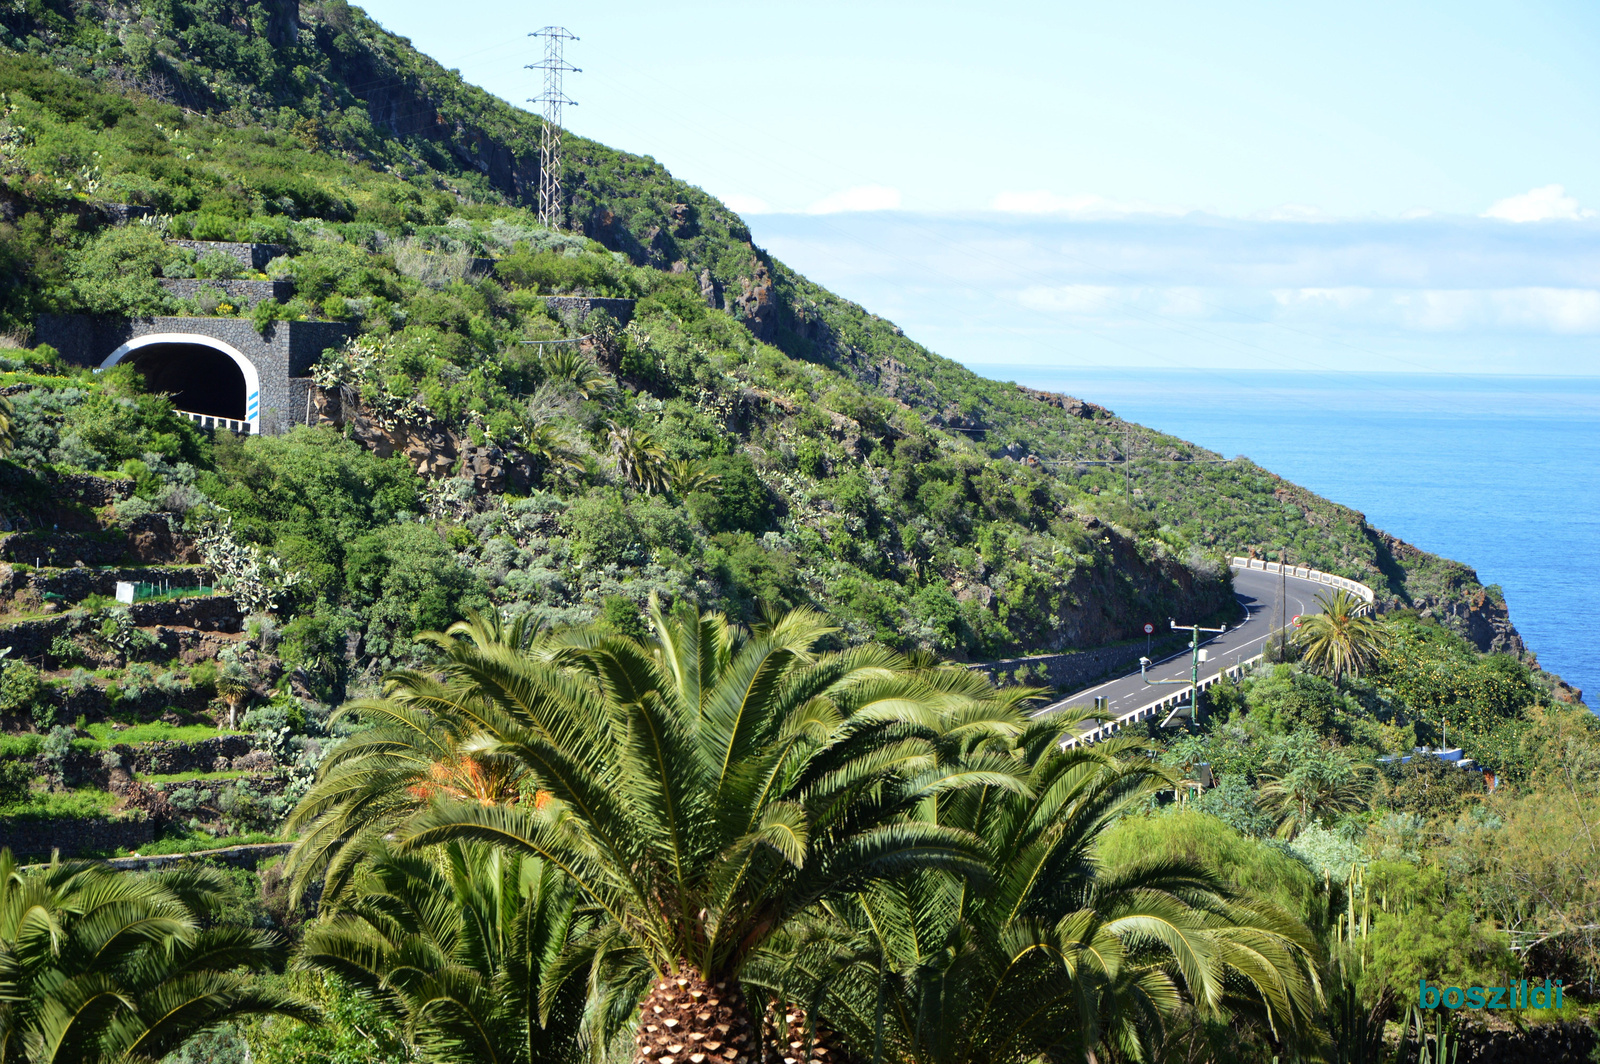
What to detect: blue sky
<box><xmin>359</xmin><ymin>0</ymin><xmax>1600</xmax><ymax>374</ymax></box>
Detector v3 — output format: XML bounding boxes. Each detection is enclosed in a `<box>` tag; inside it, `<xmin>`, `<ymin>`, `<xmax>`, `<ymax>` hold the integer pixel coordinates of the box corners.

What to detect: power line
<box><xmin>528</xmin><ymin>27</ymin><xmax>580</xmax><ymax>229</ymax></box>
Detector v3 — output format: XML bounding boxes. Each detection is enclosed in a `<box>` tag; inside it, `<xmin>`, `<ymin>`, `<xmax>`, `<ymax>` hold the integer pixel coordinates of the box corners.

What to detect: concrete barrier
<box><xmin>1229</xmin><ymin>556</ymin><xmax>1375</xmax><ymax>605</ymax></box>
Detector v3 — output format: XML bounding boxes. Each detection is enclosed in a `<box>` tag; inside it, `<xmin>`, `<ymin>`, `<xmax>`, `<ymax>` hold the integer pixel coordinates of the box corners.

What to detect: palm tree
<box><xmin>1293</xmin><ymin>590</ymin><xmax>1387</xmax><ymax>685</ymax></box>
<box><xmin>295</xmin><ymin>840</ymin><xmax>588</xmax><ymax>1064</ymax></box>
<box><xmin>0</xmin><ymin>849</ymin><xmax>312</xmax><ymax>1063</ymax></box>
<box><xmin>385</xmin><ymin>600</ymin><xmax>1009</xmax><ymax>1064</ymax></box>
<box><xmin>666</xmin><ymin>458</ymin><xmax>720</xmax><ymax>497</ymax></box>
<box><xmin>607</xmin><ymin>422</ymin><xmax>669</xmax><ymax>494</ymax></box>
<box><xmin>1258</xmin><ymin>748</ymin><xmax>1375</xmax><ymax>839</ymax></box>
<box><xmin>284</xmin><ymin>610</ymin><xmax>548</xmax><ymax>903</ymax></box>
<box><xmin>542</xmin><ymin>348</ymin><xmax>616</xmax><ymax>404</ymax></box>
<box><xmin>751</xmin><ymin>725</ymin><xmax>1323</xmax><ymax>1064</ymax></box>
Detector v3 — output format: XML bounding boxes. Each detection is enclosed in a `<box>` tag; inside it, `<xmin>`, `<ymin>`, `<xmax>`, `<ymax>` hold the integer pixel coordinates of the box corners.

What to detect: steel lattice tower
<box><xmin>528</xmin><ymin>26</ymin><xmax>579</xmax><ymax>230</ymax></box>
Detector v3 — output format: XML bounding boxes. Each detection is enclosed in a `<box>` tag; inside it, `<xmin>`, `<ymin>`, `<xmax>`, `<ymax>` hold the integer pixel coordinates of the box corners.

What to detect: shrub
<box><xmin>687</xmin><ymin>453</ymin><xmax>772</xmax><ymax>534</ymax></box>
<box><xmin>0</xmin><ymin>657</ymin><xmax>43</xmax><ymax>725</ymax></box>
<box><xmin>0</xmin><ymin>759</ymin><xmax>33</xmax><ymax>804</ymax></box>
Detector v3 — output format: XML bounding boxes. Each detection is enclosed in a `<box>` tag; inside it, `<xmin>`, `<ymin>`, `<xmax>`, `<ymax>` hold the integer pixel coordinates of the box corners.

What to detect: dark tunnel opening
<box><xmin>120</xmin><ymin>343</ymin><xmax>247</xmax><ymax>420</ymax></box>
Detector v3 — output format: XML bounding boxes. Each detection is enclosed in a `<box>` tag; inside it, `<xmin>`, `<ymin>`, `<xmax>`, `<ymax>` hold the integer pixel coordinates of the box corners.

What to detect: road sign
<box><xmin>1143</xmin><ymin>623</ymin><xmax>1155</xmax><ymax>635</ymax></box>
<box><xmin>1292</xmin><ymin>614</ymin><xmax>1303</xmax><ymax>628</ymax></box>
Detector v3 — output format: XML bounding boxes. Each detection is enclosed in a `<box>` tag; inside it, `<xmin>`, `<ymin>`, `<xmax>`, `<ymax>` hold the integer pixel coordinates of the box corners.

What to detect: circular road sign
<box><xmin>1292</xmin><ymin>614</ymin><xmax>1303</xmax><ymax>628</ymax></box>
<box><xmin>1143</xmin><ymin>623</ymin><xmax>1155</xmax><ymax>635</ymax></box>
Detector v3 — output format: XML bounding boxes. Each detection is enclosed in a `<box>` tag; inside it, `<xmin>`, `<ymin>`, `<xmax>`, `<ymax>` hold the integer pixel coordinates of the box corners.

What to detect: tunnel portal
<box><xmin>120</xmin><ymin>342</ymin><xmax>248</xmax><ymax>421</ymax></box>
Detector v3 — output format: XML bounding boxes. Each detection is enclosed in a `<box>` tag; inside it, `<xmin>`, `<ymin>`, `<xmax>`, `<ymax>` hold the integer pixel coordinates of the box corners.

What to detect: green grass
<box><xmin>80</xmin><ymin>721</ymin><xmax>230</xmax><ymax>749</ymax></box>
<box><xmin>0</xmin><ymin>734</ymin><xmax>44</xmax><ymax>758</ymax></box>
<box><xmin>116</xmin><ymin>831</ymin><xmax>278</xmax><ymax>857</ymax></box>
<box><xmin>0</xmin><ymin>788</ymin><xmax>117</xmax><ymax>820</ymax></box>
<box><xmin>142</xmin><ymin>769</ymin><xmax>248</xmax><ymax>785</ymax></box>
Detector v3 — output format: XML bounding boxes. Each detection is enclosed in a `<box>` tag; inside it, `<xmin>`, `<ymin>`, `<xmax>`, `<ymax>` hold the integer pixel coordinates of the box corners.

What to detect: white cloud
<box><xmin>805</xmin><ymin>185</ymin><xmax>902</xmax><ymax>214</ymax></box>
<box><xmin>1017</xmin><ymin>284</ymin><xmax>1125</xmax><ymax>315</ymax></box>
<box><xmin>1249</xmin><ymin>203</ymin><xmax>1332</xmax><ymax>222</ymax></box>
<box><xmin>1483</xmin><ymin>184</ymin><xmax>1597</xmax><ymax>223</ymax></box>
<box><xmin>989</xmin><ymin>190</ymin><xmax>1187</xmax><ymax>217</ymax></box>
<box><xmin>720</xmin><ymin>193</ymin><xmax>772</xmax><ymax>215</ymax></box>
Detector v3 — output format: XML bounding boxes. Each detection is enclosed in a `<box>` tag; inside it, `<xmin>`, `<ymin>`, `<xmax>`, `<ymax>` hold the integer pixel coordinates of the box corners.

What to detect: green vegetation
<box><xmin>0</xmin><ymin>851</ymin><xmax>310</xmax><ymax>1061</ymax></box>
<box><xmin>0</xmin><ymin>0</ymin><xmax>1517</xmax><ymax>674</ymax></box>
<box><xmin>0</xmin><ymin>2</ymin><xmax>1593</xmax><ymax>1061</ymax></box>
<box><xmin>0</xmin><ymin>785</ymin><xmax>115</xmax><ymax>820</ymax></box>
<box><xmin>80</xmin><ymin>720</ymin><xmax>227</xmax><ymax>748</ymax></box>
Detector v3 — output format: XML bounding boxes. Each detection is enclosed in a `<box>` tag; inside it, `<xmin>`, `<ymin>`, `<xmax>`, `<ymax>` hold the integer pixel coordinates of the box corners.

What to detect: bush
<box><xmin>0</xmin><ymin>760</ymin><xmax>33</xmax><ymax>804</ymax></box>
<box><xmin>0</xmin><ymin>657</ymin><xmax>43</xmax><ymax>723</ymax></box>
<box><xmin>687</xmin><ymin>453</ymin><xmax>772</xmax><ymax>534</ymax></box>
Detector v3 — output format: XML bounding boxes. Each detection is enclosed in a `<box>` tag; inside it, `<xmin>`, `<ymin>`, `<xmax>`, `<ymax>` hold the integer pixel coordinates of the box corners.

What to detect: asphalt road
<box><xmin>1036</xmin><ymin>567</ymin><xmax>1333</xmax><ymax>732</ymax></box>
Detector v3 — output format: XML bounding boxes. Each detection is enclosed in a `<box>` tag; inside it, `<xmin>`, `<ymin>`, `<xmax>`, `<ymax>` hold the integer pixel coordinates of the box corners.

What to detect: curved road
<box><xmin>1037</xmin><ymin>567</ymin><xmax>1334</xmax><ymax>737</ymax></box>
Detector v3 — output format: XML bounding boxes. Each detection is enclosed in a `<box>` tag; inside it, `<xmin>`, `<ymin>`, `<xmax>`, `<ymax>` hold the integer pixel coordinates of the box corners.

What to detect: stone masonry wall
<box><xmin>0</xmin><ymin>815</ymin><xmax>153</xmax><ymax>859</ymax></box>
<box><xmin>165</xmin><ymin>241</ymin><xmax>286</xmax><ymax>271</ymax></box>
<box><xmin>972</xmin><ymin>634</ymin><xmax>1190</xmax><ymax>697</ymax></box>
<box><xmin>158</xmin><ymin>278</ymin><xmax>295</xmax><ymax>307</ymax></box>
<box><xmin>35</xmin><ymin>315</ymin><xmax>350</xmax><ymax>435</ymax></box>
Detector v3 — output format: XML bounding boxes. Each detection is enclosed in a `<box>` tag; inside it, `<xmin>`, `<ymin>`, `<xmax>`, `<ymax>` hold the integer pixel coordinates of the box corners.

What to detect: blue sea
<box><xmin>983</xmin><ymin>367</ymin><xmax>1600</xmax><ymax>704</ymax></box>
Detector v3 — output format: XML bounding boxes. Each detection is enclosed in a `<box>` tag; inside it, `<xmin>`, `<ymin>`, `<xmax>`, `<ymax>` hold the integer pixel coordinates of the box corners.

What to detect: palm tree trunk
<box><xmin>765</xmin><ymin>1005</ymin><xmax>855</xmax><ymax>1064</ymax></box>
<box><xmin>636</xmin><ymin>967</ymin><xmax>758</xmax><ymax>1064</ymax></box>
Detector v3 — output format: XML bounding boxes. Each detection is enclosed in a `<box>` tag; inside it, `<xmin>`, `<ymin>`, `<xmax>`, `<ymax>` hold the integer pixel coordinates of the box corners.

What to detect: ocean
<box><xmin>981</xmin><ymin>367</ymin><xmax>1600</xmax><ymax>703</ymax></box>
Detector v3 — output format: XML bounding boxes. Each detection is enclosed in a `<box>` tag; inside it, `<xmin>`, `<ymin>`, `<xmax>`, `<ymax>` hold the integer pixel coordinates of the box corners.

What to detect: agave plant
<box><xmin>296</xmin><ymin>840</ymin><xmax>588</xmax><ymax>1064</ymax></box>
<box><xmin>751</xmin><ymin>726</ymin><xmax>1323</xmax><ymax>1064</ymax></box>
<box><xmin>0</xmin><ymin>849</ymin><xmax>311</xmax><ymax>1063</ymax></box>
<box><xmin>383</xmin><ymin>600</ymin><xmax>1018</xmax><ymax>1064</ymax></box>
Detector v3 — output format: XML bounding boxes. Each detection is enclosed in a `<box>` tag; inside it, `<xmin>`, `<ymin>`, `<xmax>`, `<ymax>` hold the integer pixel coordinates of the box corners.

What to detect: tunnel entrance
<box><xmin>120</xmin><ymin>342</ymin><xmax>247</xmax><ymax>420</ymax></box>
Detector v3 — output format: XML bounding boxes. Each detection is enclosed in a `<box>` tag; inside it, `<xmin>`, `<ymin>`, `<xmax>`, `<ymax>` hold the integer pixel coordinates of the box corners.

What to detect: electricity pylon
<box><xmin>528</xmin><ymin>26</ymin><xmax>579</xmax><ymax>229</ymax></box>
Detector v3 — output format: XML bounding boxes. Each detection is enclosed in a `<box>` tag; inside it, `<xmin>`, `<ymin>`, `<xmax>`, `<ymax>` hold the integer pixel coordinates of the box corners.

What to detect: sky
<box><xmin>355</xmin><ymin>0</ymin><xmax>1600</xmax><ymax>374</ymax></box>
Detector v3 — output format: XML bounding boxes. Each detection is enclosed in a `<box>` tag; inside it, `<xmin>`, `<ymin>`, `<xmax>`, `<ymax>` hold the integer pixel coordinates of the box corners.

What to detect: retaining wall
<box><xmin>973</xmin><ymin>635</ymin><xmax>1190</xmax><ymax>693</ymax></box>
<box><xmin>543</xmin><ymin>296</ymin><xmax>636</xmax><ymax>325</ymax></box>
<box><xmin>0</xmin><ymin>814</ymin><xmax>153</xmax><ymax>859</ymax></box>
<box><xmin>0</xmin><ymin>593</ymin><xmax>241</xmax><ymax>661</ymax></box>
<box><xmin>4</xmin><ymin>564</ymin><xmax>208</xmax><ymax>604</ymax></box>
<box><xmin>158</xmin><ymin>278</ymin><xmax>295</xmax><ymax>307</ymax></box>
<box><xmin>164</xmin><ymin>241</ymin><xmax>286</xmax><ymax>271</ymax></box>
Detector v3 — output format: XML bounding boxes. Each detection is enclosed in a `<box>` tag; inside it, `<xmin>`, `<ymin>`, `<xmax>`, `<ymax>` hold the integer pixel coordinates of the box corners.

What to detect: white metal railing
<box><xmin>1062</xmin><ymin>653</ymin><xmax>1267</xmax><ymax>748</ymax></box>
<box><xmin>176</xmin><ymin>409</ymin><xmax>254</xmax><ymax>434</ymax></box>
<box><xmin>1058</xmin><ymin>562</ymin><xmax>1378</xmax><ymax>747</ymax></box>
<box><xmin>1229</xmin><ymin>556</ymin><xmax>1375</xmax><ymax>604</ymax></box>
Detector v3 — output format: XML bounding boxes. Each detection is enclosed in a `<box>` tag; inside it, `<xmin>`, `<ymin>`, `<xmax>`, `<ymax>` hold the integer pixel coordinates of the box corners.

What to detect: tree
<box><xmin>666</xmin><ymin>457</ymin><xmax>720</xmax><ymax>497</ymax></box>
<box><xmin>386</xmin><ymin>601</ymin><xmax>1010</xmax><ymax>1064</ymax></box>
<box><xmin>0</xmin><ymin>850</ymin><xmax>312</xmax><ymax>1063</ymax></box>
<box><xmin>283</xmin><ymin>610</ymin><xmax>547</xmax><ymax>903</ymax></box>
<box><xmin>1258</xmin><ymin>744</ymin><xmax>1375</xmax><ymax>839</ymax></box>
<box><xmin>295</xmin><ymin>841</ymin><xmax>588</xmax><ymax>1064</ymax></box>
<box><xmin>608</xmin><ymin>422</ymin><xmax>668</xmax><ymax>494</ymax></box>
<box><xmin>1293</xmin><ymin>591</ymin><xmax>1387</xmax><ymax>685</ymax></box>
<box><xmin>754</xmin><ymin>727</ymin><xmax>1324</xmax><ymax>1064</ymax></box>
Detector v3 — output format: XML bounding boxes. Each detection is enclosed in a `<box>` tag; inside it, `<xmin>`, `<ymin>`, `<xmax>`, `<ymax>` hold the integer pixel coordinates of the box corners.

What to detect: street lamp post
<box><xmin>1140</xmin><ymin>618</ymin><xmax>1229</xmax><ymax>726</ymax></box>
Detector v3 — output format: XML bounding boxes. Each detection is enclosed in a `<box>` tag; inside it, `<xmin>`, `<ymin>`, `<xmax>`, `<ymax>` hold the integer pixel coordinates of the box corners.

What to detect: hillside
<box><xmin>0</xmin><ymin>0</ymin><xmax>1532</xmax><ymax>645</ymax></box>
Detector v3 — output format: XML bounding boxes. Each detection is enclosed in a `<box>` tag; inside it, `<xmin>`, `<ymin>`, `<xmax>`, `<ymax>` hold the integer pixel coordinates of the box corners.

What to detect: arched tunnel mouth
<box><xmin>120</xmin><ymin>343</ymin><xmax>247</xmax><ymax>420</ymax></box>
